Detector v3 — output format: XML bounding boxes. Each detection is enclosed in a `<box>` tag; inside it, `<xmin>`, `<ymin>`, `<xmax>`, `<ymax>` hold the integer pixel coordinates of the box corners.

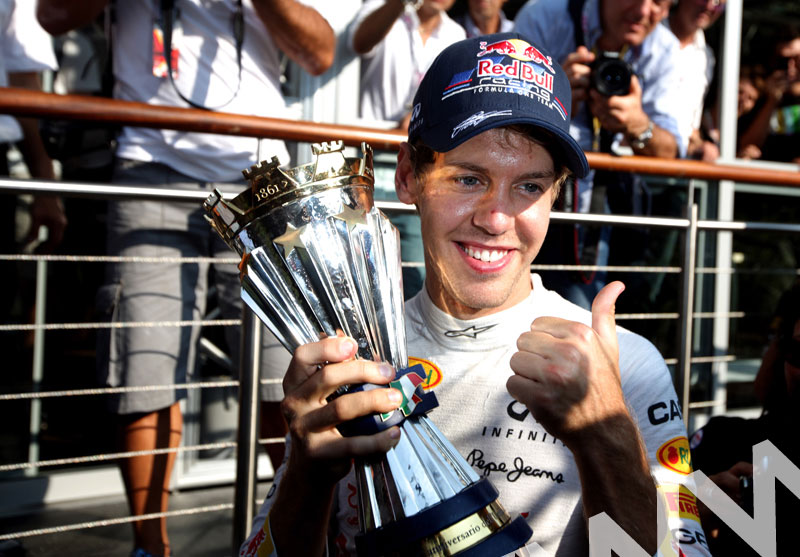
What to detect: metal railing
<box><xmin>1</xmin><ymin>88</ymin><xmax>799</xmax><ymax>553</ymax></box>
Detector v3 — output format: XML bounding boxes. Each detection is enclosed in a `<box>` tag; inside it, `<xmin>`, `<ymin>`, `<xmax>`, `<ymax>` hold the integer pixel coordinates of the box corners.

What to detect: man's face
<box><xmin>678</xmin><ymin>0</ymin><xmax>726</xmax><ymax>31</ymax></box>
<box><xmin>777</xmin><ymin>37</ymin><xmax>800</xmax><ymax>94</ymax></box>
<box><xmin>396</xmin><ymin>128</ymin><xmax>557</xmax><ymax>319</ymax></box>
<box><xmin>738</xmin><ymin>77</ymin><xmax>758</xmax><ymax>117</ymax></box>
<box><xmin>468</xmin><ymin>0</ymin><xmax>507</xmax><ymax>20</ymax></box>
<box><xmin>600</xmin><ymin>0</ymin><xmax>671</xmax><ymax>49</ymax></box>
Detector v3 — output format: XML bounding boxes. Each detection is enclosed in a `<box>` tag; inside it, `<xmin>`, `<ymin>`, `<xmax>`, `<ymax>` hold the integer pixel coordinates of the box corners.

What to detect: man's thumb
<box><xmin>591</xmin><ymin>281</ymin><xmax>625</xmax><ymax>347</ymax></box>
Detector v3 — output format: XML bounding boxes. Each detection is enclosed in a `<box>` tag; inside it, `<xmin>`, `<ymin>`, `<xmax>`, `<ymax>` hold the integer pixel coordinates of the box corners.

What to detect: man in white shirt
<box><xmin>665</xmin><ymin>0</ymin><xmax>726</xmax><ymax>161</ymax></box>
<box><xmin>36</xmin><ymin>2</ymin><xmax>335</xmax><ymax>556</ymax></box>
<box><xmin>348</xmin><ymin>0</ymin><xmax>465</xmax><ymax>130</ymax></box>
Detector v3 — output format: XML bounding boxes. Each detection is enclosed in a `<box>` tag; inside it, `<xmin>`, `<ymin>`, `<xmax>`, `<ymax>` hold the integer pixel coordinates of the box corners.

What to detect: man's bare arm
<box><xmin>8</xmin><ymin>72</ymin><xmax>67</xmax><ymax>252</ymax></box>
<box><xmin>508</xmin><ymin>283</ymin><xmax>657</xmax><ymax>553</ymax></box>
<box><xmin>36</xmin><ymin>0</ymin><xmax>108</xmax><ymax>36</ymax></box>
<box><xmin>252</xmin><ymin>0</ymin><xmax>335</xmax><ymax>76</ymax></box>
<box><xmin>265</xmin><ymin>337</ymin><xmax>402</xmax><ymax>555</ymax></box>
<box><xmin>351</xmin><ymin>0</ymin><xmax>405</xmax><ymax>55</ymax></box>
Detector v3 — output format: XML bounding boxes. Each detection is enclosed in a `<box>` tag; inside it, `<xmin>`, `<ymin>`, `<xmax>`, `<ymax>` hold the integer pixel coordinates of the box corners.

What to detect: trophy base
<box><xmin>355</xmin><ymin>478</ymin><xmax>532</xmax><ymax>557</ymax></box>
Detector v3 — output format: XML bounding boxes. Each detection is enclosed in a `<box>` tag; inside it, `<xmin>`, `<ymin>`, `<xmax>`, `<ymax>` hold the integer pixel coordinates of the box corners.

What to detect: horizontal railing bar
<box><xmin>0</xmin><ymin>442</ymin><xmax>238</xmax><ymax>472</ymax></box>
<box><xmin>0</xmin><ymin>380</ymin><xmax>240</xmax><ymax>401</ymax></box>
<box><xmin>0</xmin><ymin>88</ymin><xmax>406</xmax><ymax>151</ymax></box>
<box><xmin>695</xmin><ymin>267</ymin><xmax>800</xmax><ymax>275</ymax></box>
<box><xmin>0</xmin><ymin>378</ymin><xmax>281</xmax><ymax>402</ymax></box>
<box><xmin>688</xmin><ymin>400</ymin><xmax>726</xmax><ymax>409</ymax></box>
<box><xmin>1</xmin><ymin>88</ymin><xmax>799</xmax><ymax>186</ymax></box>
<box><xmin>0</xmin><ymin>318</ymin><xmax>240</xmax><ymax>332</ymax></box>
<box><xmin>0</xmin><ymin>436</ymin><xmax>287</xmax><ymax>473</ymax></box>
<box><xmin>6</xmin><ymin>179</ymin><xmax>800</xmax><ymax>234</ymax></box>
<box><xmin>698</xmin><ymin>220</ymin><xmax>800</xmax><ymax>233</ymax></box>
<box><xmin>0</xmin><ymin>503</ymin><xmax>234</xmax><ymax>541</ymax></box>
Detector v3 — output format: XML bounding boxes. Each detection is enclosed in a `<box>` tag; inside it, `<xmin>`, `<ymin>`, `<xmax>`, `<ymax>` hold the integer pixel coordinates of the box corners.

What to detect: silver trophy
<box><xmin>204</xmin><ymin>141</ymin><xmax>532</xmax><ymax>556</ymax></box>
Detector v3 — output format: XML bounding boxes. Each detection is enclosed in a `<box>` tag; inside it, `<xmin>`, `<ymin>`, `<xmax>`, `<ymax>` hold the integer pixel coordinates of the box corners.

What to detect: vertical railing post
<box><xmin>678</xmin><ymin>203</ymin><xmax>699</xmax><ymax>427</ymax></box>
<box><xmin>27</xmin><ymin>226</ymin><xmax>49</xmax><ymax>477</ymax></box>
<box><xmin>232</xmin><ymin>306</ymin><xmax>261</xmax><ymax>553</ymax></box>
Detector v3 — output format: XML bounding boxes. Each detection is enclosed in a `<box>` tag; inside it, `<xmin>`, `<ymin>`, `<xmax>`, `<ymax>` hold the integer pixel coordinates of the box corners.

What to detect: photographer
<box><xmin>737</xmin><ymin>27</ymin><xmax>800</xmax><ymax>164</ymax></box>
<box><xmin>514</xmin><ymin>0</ymin><xmax>688</xmax><ymax>308</ymax></box>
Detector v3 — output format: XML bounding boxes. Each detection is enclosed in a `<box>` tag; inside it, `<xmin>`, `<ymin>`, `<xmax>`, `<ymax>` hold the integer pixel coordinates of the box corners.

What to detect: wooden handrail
<box><xmin>1</xmin><ymin>87</ymin><xmax>798</xmax><ymax>187</ymax></box>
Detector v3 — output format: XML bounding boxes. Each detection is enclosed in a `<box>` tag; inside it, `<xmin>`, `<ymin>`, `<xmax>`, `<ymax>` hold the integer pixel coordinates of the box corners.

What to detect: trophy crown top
<box><xmin>241</xmin><ymin>156</ymin><xmax>281</xmax><ymax>181</ymax></box>
<box><xmin>203</xmin><ymin>140</ymin><xmax>376</xmax><ymax>246</ymax></box>
<box><xmin>311</xmin><ymin>140</ymin><xmax>344</xmax><ymax>155</ymax></box>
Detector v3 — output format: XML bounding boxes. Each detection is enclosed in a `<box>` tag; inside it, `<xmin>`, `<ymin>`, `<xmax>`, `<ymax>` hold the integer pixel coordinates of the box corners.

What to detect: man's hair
<box><xmin>408</xmin><ymin>125</ymin><xmax>572</xmax><ymax>204</ymax></box>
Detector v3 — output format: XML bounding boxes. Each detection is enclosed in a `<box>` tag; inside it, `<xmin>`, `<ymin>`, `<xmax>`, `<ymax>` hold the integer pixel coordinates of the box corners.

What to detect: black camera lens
<box><xmin>591</xmin><ymin>54</ymin><xmax>633</xmax><ymax>97</ymax></box>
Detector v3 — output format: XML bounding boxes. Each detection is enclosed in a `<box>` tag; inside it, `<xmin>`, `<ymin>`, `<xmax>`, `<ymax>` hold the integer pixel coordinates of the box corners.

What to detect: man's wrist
<box><xmin>629</xmin><ymin>118</ymin><xmax>654</xmax><ymax>150</ymax></box>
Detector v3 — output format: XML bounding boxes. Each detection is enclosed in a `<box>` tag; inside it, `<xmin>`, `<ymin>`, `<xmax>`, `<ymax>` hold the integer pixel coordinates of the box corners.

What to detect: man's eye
<box><xmin>456</xmin><ymin>176</ymin><xmax>480</xmax><ymax>187</ymax></box>
<box><xmin>520</xmin><ymin>182</ymin><xmax>545</xmax><ymax>194</ymax></box>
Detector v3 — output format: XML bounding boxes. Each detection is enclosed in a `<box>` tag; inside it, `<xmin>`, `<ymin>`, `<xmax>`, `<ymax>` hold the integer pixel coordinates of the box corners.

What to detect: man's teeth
<box><xmin>464</xmin><ymin>246</ymin><xmax>508</xmax><ymax>262</ymax></box>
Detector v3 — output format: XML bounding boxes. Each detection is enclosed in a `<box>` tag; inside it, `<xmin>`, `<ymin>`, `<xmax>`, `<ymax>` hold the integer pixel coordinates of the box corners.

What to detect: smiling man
<box><xmin>242</xmin><ymin>34</ymin><xmax>710</xmax><ymax>556</ymax></box>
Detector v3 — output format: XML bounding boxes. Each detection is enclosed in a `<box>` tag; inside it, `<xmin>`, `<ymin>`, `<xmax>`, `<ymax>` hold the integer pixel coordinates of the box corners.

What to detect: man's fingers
<box><xmin>284</xmin><ymin>336</ymin><xmax>358</xmax><ymax>393</ymax></box>
<box><xmin>302</xmin><ymin>386</ymin><xmax>403</xmax><ymax>432</ymax></box>
<box><xmin>591</xmin><ymin>281</ymin><xmax>625</xmax><ymax>352</ymax></box>
<box><xmin>308</xmin><ymin>427</ymin><xmax>402</xmax><ymax>461</ymax></box>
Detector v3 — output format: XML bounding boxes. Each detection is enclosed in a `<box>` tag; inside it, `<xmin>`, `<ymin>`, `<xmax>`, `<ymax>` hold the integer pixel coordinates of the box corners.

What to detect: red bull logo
<box><xmin>476</xmin><ymin>59</ymin><xmax>554</xmax><ymax>93</ymax></box>
<box><xmin>477</xmin><ymin>38</ymin><xmax>555</xmax><ymax>75</ymax></box>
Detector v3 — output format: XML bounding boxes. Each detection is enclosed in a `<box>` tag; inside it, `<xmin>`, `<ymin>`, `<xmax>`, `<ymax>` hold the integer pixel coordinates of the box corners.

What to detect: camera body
<box><xmin>591</xmin><ymin>51</ymin><xmax>634</xmax><ymax>96</ymax></box>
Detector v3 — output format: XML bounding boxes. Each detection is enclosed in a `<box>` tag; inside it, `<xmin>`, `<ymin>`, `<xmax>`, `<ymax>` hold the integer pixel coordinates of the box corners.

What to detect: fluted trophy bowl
<box><xmin>204</xmin><ymin>141</ymin><xmax>532</xmax><ymax>556</ymax></box>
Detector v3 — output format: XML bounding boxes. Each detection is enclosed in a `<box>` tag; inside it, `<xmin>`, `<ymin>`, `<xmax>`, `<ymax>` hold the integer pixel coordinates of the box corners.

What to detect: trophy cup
<box><xmin>204</xmin><ymin>141</ymin><xmax>532</xmax><ymax>556</ymax></box>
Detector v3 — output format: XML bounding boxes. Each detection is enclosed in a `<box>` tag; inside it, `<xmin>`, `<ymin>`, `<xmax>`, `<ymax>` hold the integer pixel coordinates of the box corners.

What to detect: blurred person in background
<box><xmin>514</xmin><ymin>0</ymin><xmax>686</xmax><ymax>309</ymax></box>
<box><xmin>737</xmin><ymin>26</ymin><xmax>800</xmax><ymax>164</ymax></box>
<box><xmin>348</xmin><ymin>0</ymin><xmax>465</xmax><ymax>132</ymax></box>
<box><xmin>1</xmin><ymin>0</ymin><xmax>64</xmax><ymax>255</ymax></box>
<box><xmin>736</xmin><ymin>66</ymin><xmax>766</xmax><ymax>159</ymax></box>
<box><xmin>665</xmin><ymin>0</ymin><xmax>726</xmax><ymax>162</ymax></box>
<box><xmin>453</xmin><ymin>0</ymin><xmax>514</xmax><ymax>38</ymax></box>
<box><xmin>36</xmin><ymin>2</ymin><xmax>335</xmax><ymax>556</ymax></box>
<box><xmin>1</xmin><ymin>1</ymin><xmax>64</xmax><ymax>471</ymax></box>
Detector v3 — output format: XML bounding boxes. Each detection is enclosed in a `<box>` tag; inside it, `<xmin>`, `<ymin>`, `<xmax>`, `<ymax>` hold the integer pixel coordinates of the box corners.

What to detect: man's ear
<box><xmin>395</xmin><ymin>142</ymin><xmax>419</xmax><ymax>205</ymax></box>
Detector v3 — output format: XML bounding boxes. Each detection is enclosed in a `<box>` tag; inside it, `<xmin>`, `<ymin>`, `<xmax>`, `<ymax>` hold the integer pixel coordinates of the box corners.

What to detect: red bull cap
<box><xmin>408</xmin><ymin>32</ymin><xmax>589</xmax><ymax>178</ymax></box>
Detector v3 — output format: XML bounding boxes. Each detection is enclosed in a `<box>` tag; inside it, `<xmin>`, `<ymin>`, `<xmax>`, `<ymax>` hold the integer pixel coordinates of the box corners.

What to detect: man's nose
<box><xmin>472</xmin><ymin>189</ymin><xmax>513</xmax><ymax>234</ymax></box>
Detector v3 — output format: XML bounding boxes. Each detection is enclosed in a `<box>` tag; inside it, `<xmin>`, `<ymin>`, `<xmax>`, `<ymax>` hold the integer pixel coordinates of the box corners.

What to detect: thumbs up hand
<box><xmin>507</xmin><ymin>281</ymin><xmax>630</xmax><ymax>448</ymax></box>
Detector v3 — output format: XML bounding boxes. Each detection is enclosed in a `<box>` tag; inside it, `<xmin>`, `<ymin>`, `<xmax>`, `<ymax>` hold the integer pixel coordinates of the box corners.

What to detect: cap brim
<box><xmin>423</xmin><ymin>114</ymin><xmax>589</xmax><ymax>179</ymax></box>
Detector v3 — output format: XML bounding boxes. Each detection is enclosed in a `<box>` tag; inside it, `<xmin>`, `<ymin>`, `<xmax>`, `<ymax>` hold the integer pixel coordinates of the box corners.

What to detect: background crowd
<box><xmin>1</xmin><ymin>1</ymin><xmax>798</xmax><ymax>557</ymax></box>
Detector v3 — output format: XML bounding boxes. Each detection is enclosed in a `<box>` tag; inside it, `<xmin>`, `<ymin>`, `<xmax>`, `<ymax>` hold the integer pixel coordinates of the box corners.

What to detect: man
<box><xmin>514</xmin><ymin>0</ymin><xmax>688</xmax><ymax>308</ymax></box>
<box><xmin>242</xmin><ymin>34</ymin><xmax>710</xmax><ymax>556</ymax></box>
<box><xmin>36</xmin><ymin>2</ymin><xmax>335</xmax><ymax>556</ymax></box>
<box><xmin>738</xmin><ymin>27</ymin><xmax>800</xmax><ymax>164</ymax></box>
<box><xmin>348</xmin><ymin>0</ymin><xmax>465</xmax><ymax>131</ymax></box>
<box><xmin>454</xmin><ymin>0</ymin><xmax>514</xmax><ymax>38</ymax></box>
<box><xmin>666</xmin><ymin>0</ymin><xmax>726</xmax><ymax>161</ymax></box>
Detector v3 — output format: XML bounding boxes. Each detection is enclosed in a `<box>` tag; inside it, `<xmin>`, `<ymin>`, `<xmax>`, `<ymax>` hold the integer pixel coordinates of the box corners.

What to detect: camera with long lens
<box><xmin>590</xmin><ymin>51</ymin><xmax>634</xmax><ymax>96</ymax></box>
